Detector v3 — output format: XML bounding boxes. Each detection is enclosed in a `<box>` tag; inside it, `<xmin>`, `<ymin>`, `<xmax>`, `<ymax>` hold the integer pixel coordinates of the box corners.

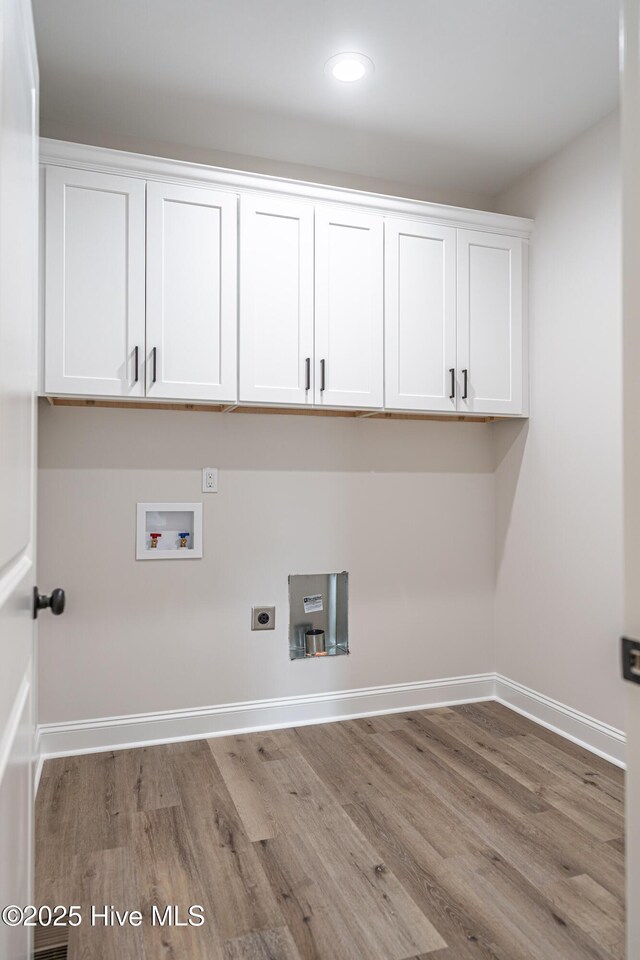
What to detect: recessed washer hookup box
<box><xmin>136</xmin><ymin>502</ymin><xmax>203</xmax><ymax>559</ymax></box>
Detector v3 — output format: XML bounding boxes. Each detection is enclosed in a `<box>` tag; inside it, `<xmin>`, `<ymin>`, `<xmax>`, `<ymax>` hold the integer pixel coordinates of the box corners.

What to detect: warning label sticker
<box><xmin>303</xmin><ymin>594</ymin><xmax>323</xmax><ymax>614</ymax></box>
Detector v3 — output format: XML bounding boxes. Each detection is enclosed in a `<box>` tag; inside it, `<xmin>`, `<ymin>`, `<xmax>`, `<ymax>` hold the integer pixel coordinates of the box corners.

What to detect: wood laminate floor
<box><xmin>35</xmin><ymin>702</ymin><xmax>626</xmax><ymax>960</ymax></box>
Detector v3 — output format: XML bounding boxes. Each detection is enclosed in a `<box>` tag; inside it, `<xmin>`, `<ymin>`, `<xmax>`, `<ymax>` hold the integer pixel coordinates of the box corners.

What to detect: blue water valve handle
<box><xmin>179</xmin><ymin>532</ymin><xmax>190</xmax><ymax>539</ymax></box>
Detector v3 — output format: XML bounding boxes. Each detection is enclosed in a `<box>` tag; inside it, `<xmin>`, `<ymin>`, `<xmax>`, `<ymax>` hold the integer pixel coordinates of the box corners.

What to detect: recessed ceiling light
<box><xmin>325</xmin><ymin>52</ymin><xmax>374</xmax><ymax>83</ymax></box>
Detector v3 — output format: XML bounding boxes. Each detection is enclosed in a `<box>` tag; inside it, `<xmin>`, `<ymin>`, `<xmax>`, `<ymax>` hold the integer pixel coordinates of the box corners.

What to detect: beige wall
<box><xmin>494</xmin><ymin>112</ymin><xmax>623</xmax><ymax>729</ymax></box>
<box><xmin>37</xmin><ymin>115</ymin><xmax>624</xmax><ymax>733</ymax></box>
<box><xmin>37</xmin><ymin>407</ymin><xmax>495</xmax><ymax>723</ymax></box>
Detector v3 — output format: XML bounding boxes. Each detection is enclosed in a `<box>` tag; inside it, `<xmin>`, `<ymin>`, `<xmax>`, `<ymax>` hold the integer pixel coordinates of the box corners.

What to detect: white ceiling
<box><xmin>33</xmin><ymin>0</ymin><xmax>620</xmax><ymax>197</ymax></box>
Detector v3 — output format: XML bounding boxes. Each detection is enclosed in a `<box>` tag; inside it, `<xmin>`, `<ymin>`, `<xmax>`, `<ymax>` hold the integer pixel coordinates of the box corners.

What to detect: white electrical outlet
<box><xmin>202</xmin><ymin>468</ymin><xmax>218</xmax><ymax>493</ymax></box>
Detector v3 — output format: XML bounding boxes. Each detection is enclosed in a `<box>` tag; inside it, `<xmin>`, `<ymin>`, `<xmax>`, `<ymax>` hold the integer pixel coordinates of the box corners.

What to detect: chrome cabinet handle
<box><xmin>133</xmin><ymin>346</ymin><xmax>139</xmax><ymax>384</ymax></box>
<box><xmin>305</xmin><ymin>357</ymin><xmax>311</xmax><ymax>391</ymax></box>
<box><xmin>449</xmin><ymin>367</ymin><xmax>455</xmax><ymax>400</ymax></box>
<box><xmin>152</xmin><ymin>347</ymin><xmax>157</xmax><ymax>385</ymax></box>
<box><xmin>462</xmin><ymin>368</ymin><xmax>468</xmax><ymax>400</ymax></box>
<box><xmin>320</xmin><ymin>358</ymin><xmax>326</xmax><ymax>392</ymax></box>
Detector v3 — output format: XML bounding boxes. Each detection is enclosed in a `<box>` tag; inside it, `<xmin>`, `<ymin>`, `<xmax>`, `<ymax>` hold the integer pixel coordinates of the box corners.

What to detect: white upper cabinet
<box><xmin>146</xmin><ymin>182</ymin><xmax>237</xmax><ymax>402</ymax></box>
<box><xmin>457</xmin><ymin>230</ymin><xmax>525</xmax><ymax>416</ymax></box>
<box><xmin>314</xmin><ymin>207</ymin><xmax>384</xmax><ymax>408</ymax></box>
<box><xmin>239</xmin><ymin>195</ymin><xmax>314</xmax><ymax>404</ymax></box>
<box><xmin>44</xmin><ymin>166</ymin><xmax>146</xmax><ymax>396</ymax></box>
<box><xmin>385</xmin><ymin>219</ymin><xmax>457</xmax><ymax>411</ymax></box>
<box><xmin>41</xmin><ymin>144</ymin><xmax>530</xmax><ymax>418</ymax></box>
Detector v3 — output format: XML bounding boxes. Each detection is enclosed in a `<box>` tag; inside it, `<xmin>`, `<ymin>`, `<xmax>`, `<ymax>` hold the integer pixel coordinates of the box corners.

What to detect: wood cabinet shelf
<box><xmin>45</xmin><ymin>396</ymin><xmax>503</xmax><ymax>423</ymax></box>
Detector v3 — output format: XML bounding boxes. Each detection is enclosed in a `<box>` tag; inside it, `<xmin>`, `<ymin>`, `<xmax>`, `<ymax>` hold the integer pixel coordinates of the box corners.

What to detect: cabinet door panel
<box><xmin>146</xmin><ymin>182</ymin><xmax>237</xmax><ymax>402</ymax></box>
<box><xmin>44</xmin><ymin>166</ymin><xmax>145</xmax><ymax>396</ymax></box>
<box><xmin>315</xmin><ymin>207</ymin><xmax>383</xmax><ymax>408</ymax></box>
<box><xmin>239</xmin><ymin>196</ymin><xmax>313</xmax><ymax>404</ymax></box>
<box><xmin>457</xmin><ymin>230</ymin><xmax>525</xmax><ymax>415</ymax></box>
<box><xmin>385</xmin><ymin>219</ymin><xmax>456</xmax><ymax>411</ymax></box>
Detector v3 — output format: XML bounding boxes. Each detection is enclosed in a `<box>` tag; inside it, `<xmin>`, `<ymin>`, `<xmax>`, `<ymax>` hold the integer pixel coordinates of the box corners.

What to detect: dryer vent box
<box><xmin>288</xmin><ymin>572</ymin><xmax>349</xmax><ymax>660</ymax></box>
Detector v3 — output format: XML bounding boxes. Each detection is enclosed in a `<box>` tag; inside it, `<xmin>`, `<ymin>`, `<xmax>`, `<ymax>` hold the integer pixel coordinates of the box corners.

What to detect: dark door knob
<box><xmin>33</xmin><ymin>587</ymin><xmax>66</xmax><ymax>619</ymax></box>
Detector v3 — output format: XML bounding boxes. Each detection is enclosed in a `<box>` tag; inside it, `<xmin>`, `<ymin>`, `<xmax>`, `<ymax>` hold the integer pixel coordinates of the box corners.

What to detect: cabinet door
<box><xmin>146</xmin><ymin>182</ymin><xmax>237</xmax><ymax>402</ymax></box>
<box><xmin>385</xmin><ymin>219</ymin><xmax>457</xmax><ymax>411</ymax></box>
<box><xmin>239</xmin><ymin>195</ymin><xmax>314</xmax><ymax>404</ymax></box>
<box><xmin>457</xmin><ymin>230</ymin><xmax>525</xmax><ymax>415</ymax></box>
<box><xmin>315</xmin><ymin>207</ymin><xmax>383</xmax><ymax>408</ymax></box>
<box><xmin>44</xmin><ymin>166</ymin><xmax>145</xmax><ymax>396</ymax></box>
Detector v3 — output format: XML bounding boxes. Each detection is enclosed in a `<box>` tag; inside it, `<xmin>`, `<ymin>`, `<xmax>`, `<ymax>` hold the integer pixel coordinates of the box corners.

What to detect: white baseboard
<box><xmin>36</xmin><ymin>672</ymin><xmax>626</xmax><ymax>773</ymax></box>
<box><xmin>37</xmin><ymin>673</ymin><xmax>494</xmax><ymax>761</ymax></box>
<box><xmin>34</xmin><ymin>752</ymin><xmax>45</xmax><ymax>796</ymax></box>
<box><xmin>495</xmin><ymin>674</ymin><xmax>626</xmax><ymax>768</ymax></box>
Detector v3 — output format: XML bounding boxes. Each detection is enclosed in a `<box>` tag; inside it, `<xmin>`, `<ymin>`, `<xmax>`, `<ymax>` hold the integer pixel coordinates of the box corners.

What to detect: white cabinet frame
<box><xmin>315</xmin><ymin>206</ymin><xmax>384</xmax><ymax>409</ymax></box>
<box><xmin>44</xmin><ymin>166</ymin><xmax>146</xmax><ymax>397</ymax></box>
<box><xmin>146</xmin><ymin>181</ymin><xmax>237</xmax><ymax>402</ymax></box>
<box><xmin>239</xmin><ymin>195</ymin><xmax>314</xmax><ymax>405</ymax></box>
<box><xmin>457</xmin><ymin>230</ymin><xmax>525</xmax><ymax>416</ymax></box>
<box><xmin>385</xmin><ymin>219</ymin><xmax>457</xmax><ymax>412</ymax></box>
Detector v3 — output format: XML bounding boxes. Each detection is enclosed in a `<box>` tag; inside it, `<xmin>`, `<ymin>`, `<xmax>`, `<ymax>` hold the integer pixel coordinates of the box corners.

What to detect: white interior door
<box><xmin>146</xmin><ymin>181</ymin><xmax>237</xmax><ymax>402</ymax></box>
<box><xmin>0</xmin><ymin>1</ymin><xmax>38</xmax><ymax>958</ymax></box>
<box><xmin>622</xmin><ymin>3</ymin><xmax>640</xmax><ymax>955</ymax></box>
<box><xmin>385</xmin><ymin>218</ymin><xmax>457</xmax><ymax>411</ymax></box>
<box><xmin>457</xmin><ymin>229</ymin><xmax>524</xmax><ymax>415</ymax></box>
<box><xmin>315</xmin><ymin>206</ymin><xmax>383</xmax><ymax>408</ymax></box>
<box><xmin>44</xmin><ymin>166</ymin><xmax>146</xmax><ymax>397</ymax></box>
<box><xmin>239</xmin><ymin>195</ymin><xmax>314</xmax><ymax>405</ymax></box>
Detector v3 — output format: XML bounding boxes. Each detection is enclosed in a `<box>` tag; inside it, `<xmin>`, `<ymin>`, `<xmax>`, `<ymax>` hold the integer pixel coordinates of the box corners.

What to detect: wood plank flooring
<box><xmin>35</xmin><ymin>702</ymin><xmax>626</xmax><ymax>960</ymax></box>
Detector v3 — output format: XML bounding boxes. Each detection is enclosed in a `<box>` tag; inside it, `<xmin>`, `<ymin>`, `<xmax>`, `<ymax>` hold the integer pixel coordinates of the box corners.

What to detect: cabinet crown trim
<box><xmin>40</xmin><ymin>139</ymin><xmax>533</xmax><ymax>239</ymax></box>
